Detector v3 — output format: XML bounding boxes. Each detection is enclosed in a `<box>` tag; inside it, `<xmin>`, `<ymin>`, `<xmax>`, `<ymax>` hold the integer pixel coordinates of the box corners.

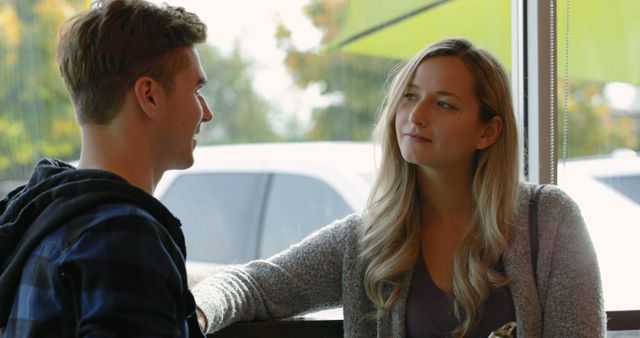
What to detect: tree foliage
<box><xmin>276</xmin><ymin>0</ymin><xmax>396</xmax><ymax>141</ymax></box>
<box><xmin>281</xmin><ymin>0</ymin><xmax>638</xmax><ymax>155</ymax></box>
<box><xmin>560</xmin><ymin>80</ymin><xmax>638</xmax><ymax>157</ymax></box>
<box><xmin>0</xmin><ymin>0</ymin><xmax>88</xmax><ymax>180</ymax></box>
<box><xmin>196</xmin><ymin>44</ymin><xmax>280</xmax><ymax>144</ymax></box>
<box><xmin>0</xmin><ymin>0</ymin><xmax>278</xmax><ymax>183</ymax></box>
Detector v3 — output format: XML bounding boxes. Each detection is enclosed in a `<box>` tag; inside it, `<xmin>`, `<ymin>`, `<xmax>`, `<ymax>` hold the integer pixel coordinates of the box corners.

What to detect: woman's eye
<box><xmin>403</xmin><ymin>93</ymin><xmax>417</xmax><ymax>101</ymax></box>
<box><xmin>438</xmin><ymin>101</ymin><xmax>455</xmax><ymax>109</ymax></box>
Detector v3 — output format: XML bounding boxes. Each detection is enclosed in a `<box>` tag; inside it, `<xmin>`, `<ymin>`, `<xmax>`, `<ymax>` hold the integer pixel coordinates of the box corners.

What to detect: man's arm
<box><xmin>58</xmin><ymin>215</ymin><xmax>190</xmax><ymax>337</ymax></box>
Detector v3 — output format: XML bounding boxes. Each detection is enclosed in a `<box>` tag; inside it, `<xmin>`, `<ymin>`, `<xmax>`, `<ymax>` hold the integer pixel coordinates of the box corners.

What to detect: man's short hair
<box><xmin>57</xmin><ymin>0</ymin><xmax>207</xmax><ymax>124</ymax></box>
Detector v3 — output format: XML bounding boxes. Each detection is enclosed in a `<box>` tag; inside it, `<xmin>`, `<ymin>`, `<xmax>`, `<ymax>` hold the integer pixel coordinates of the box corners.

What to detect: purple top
<box><xmin>406</xmin><ymin>253</ymin><xmax>516</xmax><ymax>338</ymax></box>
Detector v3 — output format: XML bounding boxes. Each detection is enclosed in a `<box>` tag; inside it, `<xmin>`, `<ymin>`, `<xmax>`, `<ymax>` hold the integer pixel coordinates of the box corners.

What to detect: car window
<box><xmin>259</xmin><ymin>173</ymin><xmax>353</xmax><ymax>258</ymax></box>
<box><xmin>358</xmin><ymin>173</ymin><xmax>375</xmax><ymax>185</ymax></box>
<box><xmin>595</xmin><ymin>175</ymin><xmax>640</xmax><ymax>204</ymax></box>
<box><xmin>160</xmin><ymin>173</ymin><xmax>269</xmax><ymax>264</ymax></box>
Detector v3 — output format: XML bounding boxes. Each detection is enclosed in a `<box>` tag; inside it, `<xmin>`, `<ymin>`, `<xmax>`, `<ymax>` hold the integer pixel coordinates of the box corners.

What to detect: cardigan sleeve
<box><xmin>536</xmin><ymin>185</ymin><xmax>606</xmax><ymax>337</ymax></box>
<box><xmin>191</xmin><ymin>214</ymin><xmax>360</xmax><ymax>334</ymax></box>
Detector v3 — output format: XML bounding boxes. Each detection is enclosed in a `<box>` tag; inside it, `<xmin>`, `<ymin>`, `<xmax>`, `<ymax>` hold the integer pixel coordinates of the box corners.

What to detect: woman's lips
<box><xmin>405</xmin><ymin>132</ymin><xmax>432</xmax><ymax>142</ymax></box>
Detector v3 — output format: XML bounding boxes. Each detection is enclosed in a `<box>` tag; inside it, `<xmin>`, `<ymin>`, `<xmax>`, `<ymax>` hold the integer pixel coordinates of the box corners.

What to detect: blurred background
<box><xmin>0</xmin><ymin>0</ymin><xmax>638</xmax><ymax>326</ymax></box>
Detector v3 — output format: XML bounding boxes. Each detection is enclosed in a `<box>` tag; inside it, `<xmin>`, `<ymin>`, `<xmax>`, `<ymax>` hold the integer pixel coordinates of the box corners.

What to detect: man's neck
<box><xmin>78</xmin><ymin>124</ymin><xmax>160</xmax><ymax>195</ymax></box>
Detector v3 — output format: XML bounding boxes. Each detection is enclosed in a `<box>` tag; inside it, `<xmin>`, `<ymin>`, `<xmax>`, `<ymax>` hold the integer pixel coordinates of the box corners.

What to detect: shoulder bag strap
<box><xmin>529</xmin><ymin>185</ymin><xmax>547</xmax><ymax>338</ymax></box>
<box><xmin>529</xmin><ymin>184</ymin><xmax>546</xmax><ymax>287</ymax></box>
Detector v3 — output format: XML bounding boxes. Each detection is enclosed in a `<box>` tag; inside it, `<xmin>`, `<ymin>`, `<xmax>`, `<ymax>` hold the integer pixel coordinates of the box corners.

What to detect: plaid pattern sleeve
<box><xmin>2</xmin><ymin>204</ymin><xmax>194</xmax><ymax>338</ymax></box>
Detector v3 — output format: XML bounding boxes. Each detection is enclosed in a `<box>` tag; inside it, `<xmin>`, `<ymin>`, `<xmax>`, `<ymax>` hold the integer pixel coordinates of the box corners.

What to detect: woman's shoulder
<box><xmin>517</xmin><ymin>182</ymin><xmax>580</xmax><ymax>214</ymax></box>
<box><xmin>330</xmin><ymin>212</ymin><xmax>364</xmax><ymax>229</ymax></box>
<box><xmin>515</xmin><ymin>182</ymin><xmax>586</xmax><ymax>239</ymax></box>
<box><xmin>286</xmin><ymin>213</ymin><xmax>364</xmax><ymax>251</ymax></box>
<box><xmin>321</xmin><ymin>213</ymin><xmax>364</xmax><ymax>241</ymax></box>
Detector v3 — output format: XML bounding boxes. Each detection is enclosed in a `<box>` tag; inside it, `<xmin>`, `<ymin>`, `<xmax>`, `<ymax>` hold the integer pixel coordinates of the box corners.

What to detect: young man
<box><xmin>0</xmin><ymin>0</ymin><xmax>213</xmax><ymax>336</ymax></box>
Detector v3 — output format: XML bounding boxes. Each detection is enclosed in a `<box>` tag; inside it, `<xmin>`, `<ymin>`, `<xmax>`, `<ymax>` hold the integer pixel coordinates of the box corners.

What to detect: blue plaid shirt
<box><xmin>0</xmin><ymin>160</ymin><xmax>204</xmax><ymax>337</ymax></box>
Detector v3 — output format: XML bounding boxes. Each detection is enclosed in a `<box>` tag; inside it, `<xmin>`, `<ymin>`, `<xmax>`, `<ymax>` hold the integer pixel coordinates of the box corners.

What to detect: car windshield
<box><xmin>595</xmin><ymin>175</ymin><xmax>640</xmax><ymax>204</ymax></box>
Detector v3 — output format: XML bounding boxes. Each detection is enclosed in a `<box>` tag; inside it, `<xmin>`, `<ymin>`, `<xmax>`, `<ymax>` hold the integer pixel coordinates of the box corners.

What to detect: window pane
<box><xmin>556</xmin><ymin>0</ymin><xmax>640</xmax><ymax>311</ymax></box>
<box><xmin>596</xmin><ymin>175</ymin><xmax>640</xmax><ymax>204</ymax></box>
<box><xmin>0</xmin><ymin>0</ymin><xmax>84</xmax><ymax>191</ymax></box>
<box><xmin>259</xmin><ymin>173</ymin><xmax>352</xmax><ymax>258</ymax></box>
<box><xmin>159</xmin><ymin>173</ymin><xmax>268</xmax><ymax>264</ymax></box>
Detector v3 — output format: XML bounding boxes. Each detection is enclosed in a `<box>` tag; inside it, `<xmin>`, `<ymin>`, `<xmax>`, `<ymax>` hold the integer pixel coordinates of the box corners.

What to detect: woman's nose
<box><xmin>408</xmin><ymin>99</ymin><xmax>429</xmax><ymax>126</ymax></box>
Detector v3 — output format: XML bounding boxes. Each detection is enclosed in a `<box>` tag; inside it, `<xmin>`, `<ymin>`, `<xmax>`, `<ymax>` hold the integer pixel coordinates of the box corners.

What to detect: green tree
<box><xmin>276</xmin><ymin>0</ymin><xmax>396</xmax><ymax>141</ymax></box>
<box><xmin>559</xmin><ymin>79</ymin><xmax>638</xmax><ymax>157</ymax></box>
<box><xmin>0</xmin><ymin>0</ymin><xmax>88</xmax><ymax>180</ymax></box>
<box><xmin>0</xmin><ymin>0</ymin><xmax>279</xmax><ymax>183</ymax></box>
<box><xmin>196</xmin><ymin>44</ymin><xmax>280</xmax><ymax>144</ymax></box>
<box><xmin>281</xmin><ymin>0</ymin><xmax>639</xmax><ymax>155</ymax></box>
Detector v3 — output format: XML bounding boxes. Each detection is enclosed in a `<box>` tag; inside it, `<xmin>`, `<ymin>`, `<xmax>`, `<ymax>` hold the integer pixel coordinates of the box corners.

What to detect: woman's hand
<box><xmin>196</xmin><ymin>306</ymin><xmax>208</xmax><ymax>333</ymax></box>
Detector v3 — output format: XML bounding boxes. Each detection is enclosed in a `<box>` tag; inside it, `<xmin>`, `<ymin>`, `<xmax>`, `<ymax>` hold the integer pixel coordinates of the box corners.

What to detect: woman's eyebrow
<box><xmin>435</xmin><ymin>90</ymin><xmax>462</xmax><ymax>100</ymax></box>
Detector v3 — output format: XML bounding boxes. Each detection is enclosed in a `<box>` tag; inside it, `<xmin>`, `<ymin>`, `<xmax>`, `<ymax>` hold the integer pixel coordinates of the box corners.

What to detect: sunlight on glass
<box><xmin>1</xmin><ymin>0</ymin><xmax>639</xmax><ymax>319</ymax></box>
<box><xmin>556</xmin><ymin>0</ymin><xmax>640</xmax><ymax>312</ymax></box>
<box><xmin>604</xmin><ymin>82</ymin><xmax>639</xmax><ymax>111</ymax></box>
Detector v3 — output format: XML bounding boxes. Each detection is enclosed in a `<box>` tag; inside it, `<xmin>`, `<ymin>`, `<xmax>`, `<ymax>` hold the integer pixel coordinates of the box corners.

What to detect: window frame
<box><xmin>517</xmin><ymin>0</ymin><xmax>640</xmax><ymax>329</ymax></box>
<box><xmin>513</xmin><ymin>0</ymin><xmax>556</xmax><ymax>184</ymax></box>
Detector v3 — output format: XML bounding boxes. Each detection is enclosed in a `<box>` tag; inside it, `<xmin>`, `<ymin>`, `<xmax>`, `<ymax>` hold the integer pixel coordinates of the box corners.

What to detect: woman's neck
<box><xmin>416</xmin><ymin>166</ymin><xmax>476</xmax><ymax>294</ymax></box>
<box><xmin>416</xmin><ymin>165</ymin><xmax>475</xmax><ymax>229</ymax></box>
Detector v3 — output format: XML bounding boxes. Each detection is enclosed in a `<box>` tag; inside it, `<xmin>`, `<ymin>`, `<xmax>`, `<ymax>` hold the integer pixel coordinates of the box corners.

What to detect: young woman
<box><xmin>193</xmin><ymin>38</ymin><xmax>605</xmax><ymax>337</ymax></box>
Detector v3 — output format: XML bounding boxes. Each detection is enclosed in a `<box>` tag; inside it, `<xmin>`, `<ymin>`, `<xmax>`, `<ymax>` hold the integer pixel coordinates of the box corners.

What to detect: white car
<box><xmin>557</xmin><ymin>150</ymin><xmax>640</xmax><ymax>311</ymax></box>
<box><xmin>156</xmin><ymin>142</ymin><xmax>640</xmax><ymax>314</ymax></box>
<box><xmin>155</xmin><ymin>142</ymin><xmax>377</xmax><ymax>269</ymax></box>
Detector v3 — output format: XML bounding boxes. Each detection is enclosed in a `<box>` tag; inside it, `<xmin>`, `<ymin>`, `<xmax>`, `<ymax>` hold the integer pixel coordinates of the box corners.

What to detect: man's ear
<box><xmin>477</xmin><ymin>115</ymin><xmax>503</xmax><ymax>150</ymax></box>
<box><xmin>134</xmin><ymin>76</ymin><xmax>161</xmax><ymax>118</ymax></box>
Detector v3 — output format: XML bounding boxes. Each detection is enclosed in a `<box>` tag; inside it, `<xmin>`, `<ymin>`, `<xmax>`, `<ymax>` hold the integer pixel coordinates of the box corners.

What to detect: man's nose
<box><xmin>200</xmin><ymin>96</ymin><xmax>213</xmax><ymax>122</ymax></box>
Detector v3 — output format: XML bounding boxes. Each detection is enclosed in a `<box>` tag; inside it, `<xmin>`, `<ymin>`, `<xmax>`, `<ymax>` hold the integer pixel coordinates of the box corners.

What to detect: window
<box><xmin>2</xmin><ymin>0</ymin><xmax>639</xmax><ymax>333</ymax></box>
<box><xmin>160</xmin><ymin>173</ymin><xmax>269</xmax><ymax>264</ymax></box>
<box><xmin>596</xmin><ymin>175</ymin><xmax>640</xmax><ymax>205</ymax></box>
<box><xmin>159</xmin><ymin>170</ymin><xmax>357</xmax><ymax>265</ymax></box>
<box><xmin>554</xmin><ymin>0</ymin><xmax>640</xmax><ymax>314</ymax></box>
<box><xmin>260</xmin><ymin>173</ymin><xmax>352</xmax><ymax>258</ymax></box>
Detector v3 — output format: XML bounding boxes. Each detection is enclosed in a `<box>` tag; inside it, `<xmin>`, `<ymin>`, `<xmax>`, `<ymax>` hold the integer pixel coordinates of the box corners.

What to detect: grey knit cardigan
<box><xmin>193</xmin><ymin>183</ymin><xmax>606</xmax><ymax>337</ymax></box>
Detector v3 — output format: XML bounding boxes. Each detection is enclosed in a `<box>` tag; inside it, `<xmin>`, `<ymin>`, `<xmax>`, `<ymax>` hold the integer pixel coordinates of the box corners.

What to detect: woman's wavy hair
<box><xmin>360</xmin><ymin>38</ymin><xmax>519</xmax><ymax>337</ymax></box>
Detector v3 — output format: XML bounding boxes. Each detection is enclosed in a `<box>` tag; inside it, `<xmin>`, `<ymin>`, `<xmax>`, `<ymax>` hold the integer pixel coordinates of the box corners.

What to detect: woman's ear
<box><xmin>134</xmin><ymin>76</ymin><xmax>160</xmax><ymax>119</ymax></box>
<box><xmin>477</xmin><ymin>115</ymin><xmax>503</xmax><ymax>150</ymax></box>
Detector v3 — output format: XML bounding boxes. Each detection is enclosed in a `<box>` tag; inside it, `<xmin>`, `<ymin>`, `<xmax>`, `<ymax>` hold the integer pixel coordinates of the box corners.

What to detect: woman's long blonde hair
<box><xmin>360</xmin><ymin>38</ymin><xmax>519</xmax><ymax>337</ymax></box>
